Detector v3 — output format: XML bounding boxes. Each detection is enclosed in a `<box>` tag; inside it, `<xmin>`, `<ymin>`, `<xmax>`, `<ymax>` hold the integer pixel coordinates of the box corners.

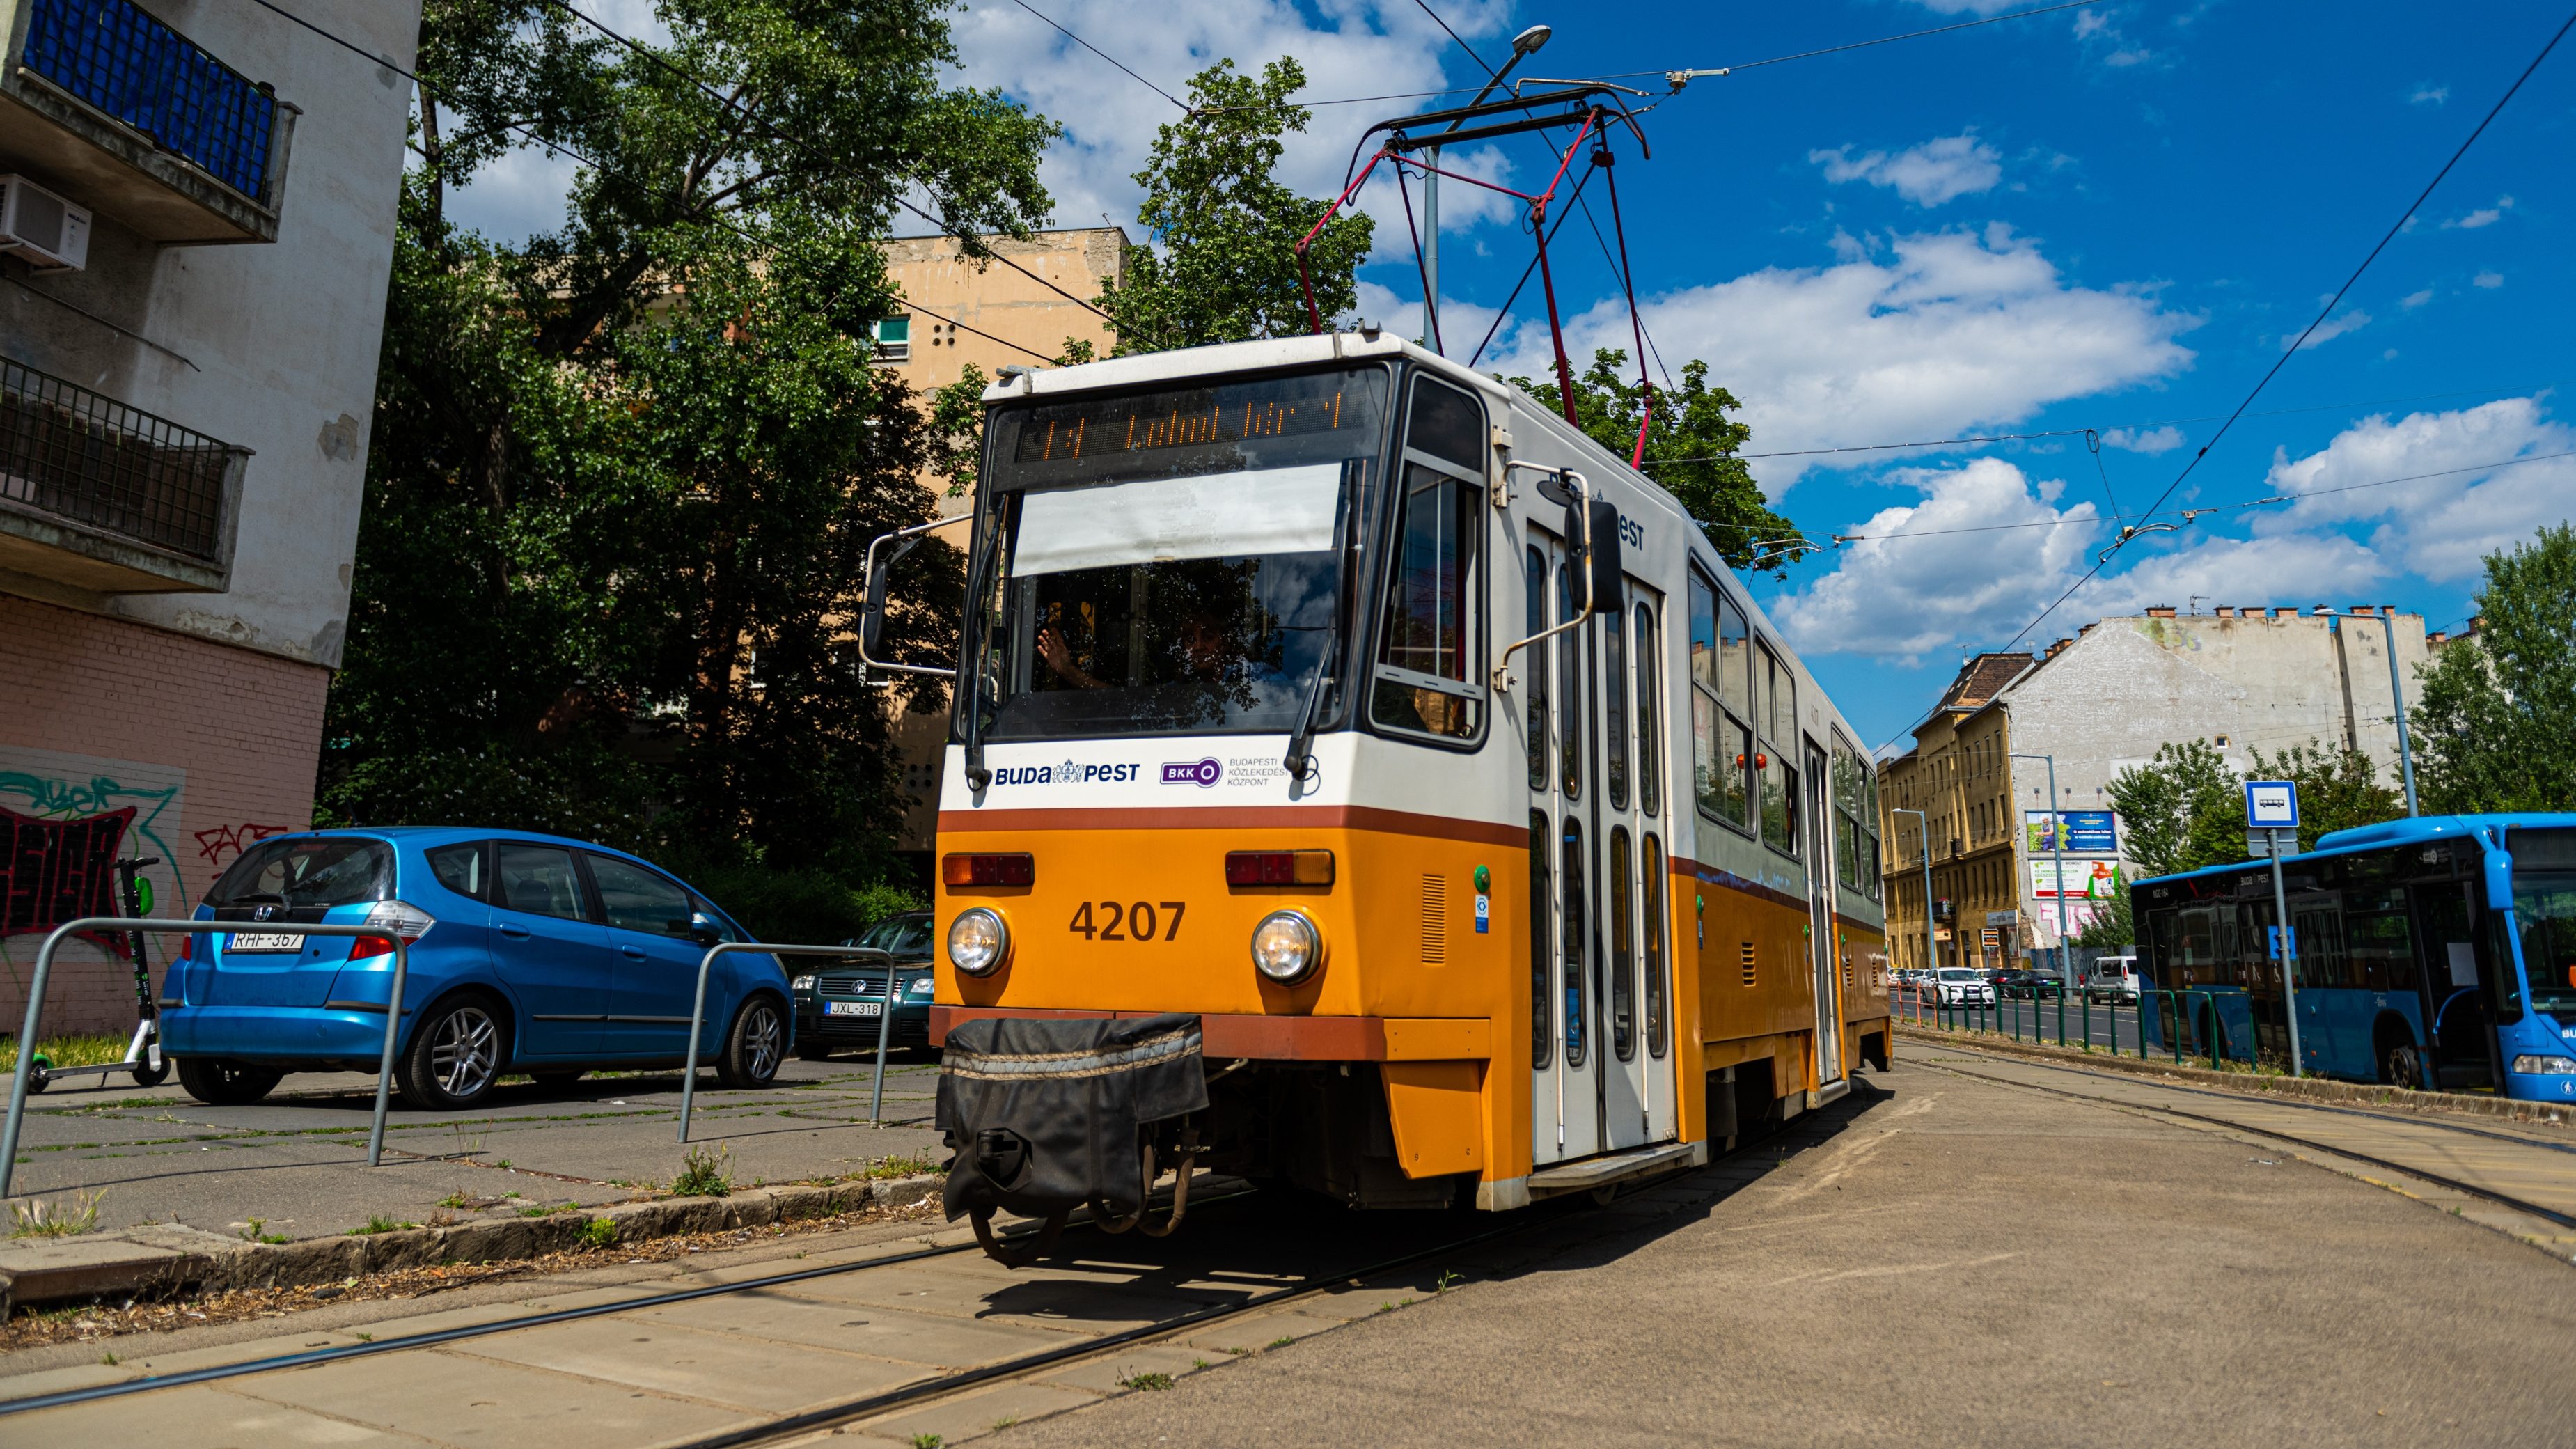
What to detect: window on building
<box><xmin>872</xmin><ymin>315</ymin><xmax>911</xmax><ymax>361</ymax></box>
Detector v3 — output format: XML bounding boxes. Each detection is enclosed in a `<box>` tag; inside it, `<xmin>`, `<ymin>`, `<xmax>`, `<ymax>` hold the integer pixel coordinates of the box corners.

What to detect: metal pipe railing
<box><xmin>676</xmin><ymin>941</ymin><xmax>881</xmax><ymax>1143</ymax></box>
<box><xmin>3</xmin><ymin>918</ymin><xmax>408</xmax><ymax>1199</ymax></box>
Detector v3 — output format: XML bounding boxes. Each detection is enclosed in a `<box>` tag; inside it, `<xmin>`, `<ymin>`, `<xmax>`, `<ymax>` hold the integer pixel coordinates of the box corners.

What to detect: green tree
<box><xmin>325</xmin><ymin>0</ymin><xmax>1051</xmax><ymax>935</ymax></box>
<box><xmin>2414</xmin><ymin>524</ymin><xmax>2576</xmax><ymax>813</ymax></box>
<box><xmin>1510</xmin><ymin>349</ymin><xmax>1804</xmax><ymax>573</ymax></box>
<box><xmin>2105</xmin><ymin>739</ymin><xmax>2242</xmax><ymax>879</ymax></box>
<box><xmin>2245</xmin><ymin>742</ymin><xmax>2402</xmax><ymax>852</ymax></box>
<box><xmin>1094</xmin><ymin>57</ymin><xmax>1374</xmax><ymax>352</ymax></box>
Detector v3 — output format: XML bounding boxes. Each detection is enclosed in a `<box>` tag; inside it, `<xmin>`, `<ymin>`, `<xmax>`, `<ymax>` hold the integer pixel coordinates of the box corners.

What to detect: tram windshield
<box><xmin>2511</xmin><ymin>827</ymin><xmax>2576</xmax><ymax>1019</ymax></box>
<box><xmin>962</xmin><ymin>367</ymin><xmax>1389</xmax><ymax>742</ymax></box>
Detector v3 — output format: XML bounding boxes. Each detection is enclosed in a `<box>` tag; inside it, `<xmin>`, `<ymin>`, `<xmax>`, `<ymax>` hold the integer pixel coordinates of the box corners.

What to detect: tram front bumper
<box><xmin>936</xmin><ymin>1013</ymin><xmax>1208</xmax><ymax>1225</ymax></box>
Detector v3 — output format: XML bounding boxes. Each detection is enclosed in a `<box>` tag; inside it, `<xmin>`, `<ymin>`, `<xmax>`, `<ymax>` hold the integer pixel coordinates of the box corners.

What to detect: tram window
<box><xmin>1561</xmin><ymin>820</ymin><xmax>1589</xmax><ymax>1068</ymax></box>
<box><xmin>1370</xmin><ymin>462</ymin><xmax>1484</xmax><ymax>741</ymax></box>
<box><xmin>1558</xmin><ymin>566</ymin><xmax>1582</xmax><ymax>799</ymax></box>
<box><xmin>1686</xmin><ymin>570</ymin><xmax>1754</xmax><ymax>836</ymax></box>
<box><xmin>1525</xmin><ymin>547</ymin><xmax>1549</xmax><ymax>792</ymax></box>
<box><xmin>1530</xmin><ymin>811</ymin><xmax>1554</xmax><ymax>1071</ymax></box>
<box><xmin>1406</xmin><ymin>375</ymin><xmax>1486</xmax><ymax>471</ymax></box>
<box><xmin>1634</xmin><ymin>601</ymin><xmax>1662</xmax><ymax>817</ymax></box>
<box><xmin>1642</xmin><ymin>833</ymin><xmax>1669</xmax><ymax>1058</ymax></box>
<box><xmin>1605</xmin><ymin>601</ymin><xmax>1631</xmax><ymax>810</ymax></box>
<box><xmin>1763</xmin><ymin>646</ymin><xmax>1795</xmax><ymax>746</ymax></box>
<box><xmin>1830</xmin><ymin>735</ymin><xmax>1876</xmax><ymax>895</ymax></box>
<box><xmin>1610</xmin><ymin>827</ymin><xmax>1637</xmax><ymax>1062</ymax></box>
<box><xmin>1761</xmin><ymin>753</ymin><xmax>1796</xmax><ymax>856</ymax></box>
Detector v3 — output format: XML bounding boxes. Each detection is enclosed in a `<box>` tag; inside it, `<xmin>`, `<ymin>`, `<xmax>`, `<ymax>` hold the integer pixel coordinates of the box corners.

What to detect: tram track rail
<box><xmin>1913</xmin><ymin>1051</ymin><xmax>2576</xmax><ymax>1233</ymax></box>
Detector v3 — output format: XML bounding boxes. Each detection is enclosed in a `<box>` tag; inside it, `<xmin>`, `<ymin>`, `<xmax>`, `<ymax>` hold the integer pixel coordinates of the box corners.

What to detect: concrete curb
<box><xmin>0</xmin><ymin>1173</ymin><xmax>943</xmax><ymax>1317</ymax></box>
<box><xmin>1894</xmin><ymin>1023</ymin><xmax>2576</xmax><ymax>1129</ymax></box>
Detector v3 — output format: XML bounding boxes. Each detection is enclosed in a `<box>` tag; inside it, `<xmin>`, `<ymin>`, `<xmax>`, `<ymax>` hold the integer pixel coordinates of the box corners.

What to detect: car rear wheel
<box><xmin>716</xmin><ymin>996</ymin><xmax>785</xmax><ymax>1089</ymax></box>
<box><xmin>397</xmin><ymin>997</ymin><xmax>510</xmax><ymax>1110</ymax></box>
<box><xmin>178</xmin><ymin>1057</ymin><xmax>284</xmax><ymax>1106</ymax></box>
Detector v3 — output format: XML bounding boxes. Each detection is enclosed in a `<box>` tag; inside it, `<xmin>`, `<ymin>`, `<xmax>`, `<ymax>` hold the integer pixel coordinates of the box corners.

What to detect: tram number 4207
<box><xmin>1069</xmin><ymin>900</ymin><xmax>1186</xmax><ymax>942</ymax></box>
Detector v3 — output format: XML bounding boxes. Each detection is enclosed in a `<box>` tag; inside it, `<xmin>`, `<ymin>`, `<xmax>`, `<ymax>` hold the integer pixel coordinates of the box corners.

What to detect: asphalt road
<box><xmin>990</xmin><ymin>1056</ymin><xmax>2576</xmax><ymax>1448</ymax></box>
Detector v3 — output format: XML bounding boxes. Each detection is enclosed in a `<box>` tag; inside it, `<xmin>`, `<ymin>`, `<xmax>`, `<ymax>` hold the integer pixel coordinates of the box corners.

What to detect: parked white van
<box><xmin>2084</xmin><ymin>955</ymin><xmax>2142</xmax><ymax>1004</ymax></box>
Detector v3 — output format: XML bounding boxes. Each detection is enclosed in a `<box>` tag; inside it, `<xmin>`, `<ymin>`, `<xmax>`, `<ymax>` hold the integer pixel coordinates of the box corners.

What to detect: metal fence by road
<box><xmin>1894</xmin><ymin>984</ymin><xmax>2255</xmax><ymax>1072</ymax></box>
<box><xmin>2</xmin><ymin>918</ymin><xmax>411</xmax><ymax>1199</ymax></box>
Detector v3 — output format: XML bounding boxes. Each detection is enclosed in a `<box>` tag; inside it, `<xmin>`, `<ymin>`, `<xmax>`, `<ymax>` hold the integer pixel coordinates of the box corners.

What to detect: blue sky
<box><xmin>454</xmin><ymin>1</ymin><xmax>2576</xmax><ymax>754</ymax></box>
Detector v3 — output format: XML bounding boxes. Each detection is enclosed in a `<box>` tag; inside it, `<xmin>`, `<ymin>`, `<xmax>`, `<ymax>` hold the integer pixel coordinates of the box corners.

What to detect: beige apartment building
<box><xmin>874</xmin><ymin>228</ymin><xmax>1130</xmax><ymax>847</ymax></box>
<box><xmin>1878</xmin><ymin>603</ymin><xmax>2431</xmax><ymax>974</ymax></box>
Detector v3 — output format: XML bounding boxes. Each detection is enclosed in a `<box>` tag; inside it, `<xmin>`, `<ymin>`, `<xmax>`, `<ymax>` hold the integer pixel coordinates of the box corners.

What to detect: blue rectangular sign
<box><xmin>2244</xmin><ymin>779</ymin><xmax>2300</xmax><ymax>829</ymax></box>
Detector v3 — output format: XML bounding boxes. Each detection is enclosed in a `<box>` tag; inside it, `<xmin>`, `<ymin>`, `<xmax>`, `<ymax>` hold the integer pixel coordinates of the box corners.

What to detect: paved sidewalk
<box><xmin>3</xmin><ymin>1053</ymin><xmax>946</xmax><ymax>1240</ymax></box>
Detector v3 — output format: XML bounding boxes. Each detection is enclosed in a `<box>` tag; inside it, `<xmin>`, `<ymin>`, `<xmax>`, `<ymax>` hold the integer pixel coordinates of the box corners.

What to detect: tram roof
<box><xmin>2133</xmin><ymin>812</ymin><xmax>2576</xmax><ymax>890</ymax></box>
<box><xmin>980</xmin><ymin>331</ymin><xmax>1516</xmax><ymax>406</ymax></box>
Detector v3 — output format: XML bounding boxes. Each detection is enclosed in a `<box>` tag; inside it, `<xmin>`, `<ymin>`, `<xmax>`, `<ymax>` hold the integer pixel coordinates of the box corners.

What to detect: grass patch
<box><xmin>581</xmin><ymin>1217</ymin><xmax>619</xmax><ymax>1249</ymax></box>
<box><xmin>1267</xmin><ymin>1336</ymin><xmax>1294</xmax><ymax>1349</ymax></box>
<box><xmin>1117</xmin><ymin>1370</ymin><xmax>1174</xmax><ymax>1391</ymax></box>
<box><xmin>10</xmin><ymin>1189</ymin><xmax>103</xmax><ymax>1239</ymax></box>
<box><xmin>670</xmin><ymin>1144</ymin><xmax>733</xmax><ymax>1198</ymax></box>
<box><xmin>0</xmin><ymin>1035</ymin><xmax>127</xmax><ymax>1072</ymax></box>
<box><xmin>345</xmin><ymin>1214</ymin><xmax>418</xmax><ymax>1236</ymax></box>
<box><xmin>909</xmin><ymin>1435</ymin><xmax>943</xmax><ymax>1449</ymax></box>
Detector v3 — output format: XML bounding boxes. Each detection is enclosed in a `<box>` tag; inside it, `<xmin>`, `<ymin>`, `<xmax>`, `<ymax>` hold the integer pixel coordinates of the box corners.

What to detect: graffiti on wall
<box><xmin>196</xmin><ymin>822</ymin><xmax>292</xmax><ymax>875</ymax></box>
<box><xmin>0</xmin><ymin>749</ymin><xmax>189</xmax><ymax>971</ymax></box>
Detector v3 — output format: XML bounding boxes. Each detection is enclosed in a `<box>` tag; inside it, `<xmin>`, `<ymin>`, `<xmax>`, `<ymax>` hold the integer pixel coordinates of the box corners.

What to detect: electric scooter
<box><xmin>21</xmin><ymin>856</ymin><xmax>171</xmax><ymax>1092</ymax></box>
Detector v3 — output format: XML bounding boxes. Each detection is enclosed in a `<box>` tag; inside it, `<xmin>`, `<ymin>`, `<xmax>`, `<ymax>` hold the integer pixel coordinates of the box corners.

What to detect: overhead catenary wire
<box><xmin>251</xmin><ymin>0</ymin><xmax>1062</xmax><ymax>365</ymax></box>
<box><xmin>1993</xmin><ymin>6</ymin><xmax>2576</xmax><ymax>653</ymax></box>
<box><xmin>532</xmin><ymin>0</ymin><xmax>1129</xmax><ymax>343</ymax></box>
<box><xmin>1003</xmin><ymin>0</ymin><xmax>1190</xmax><ymax>111</ymax></box>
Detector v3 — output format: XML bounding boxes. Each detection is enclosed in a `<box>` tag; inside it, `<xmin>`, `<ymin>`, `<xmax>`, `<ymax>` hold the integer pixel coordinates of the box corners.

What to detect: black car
<box><xmin>1999</xmin><ymin>969</ymin><xmax>2067</xmax><ymax>1000</ymax></box>
<box><xmin>791</xmin><ymin>911</ymin><xmax>935</xmax><ymax>1060</ymax></box>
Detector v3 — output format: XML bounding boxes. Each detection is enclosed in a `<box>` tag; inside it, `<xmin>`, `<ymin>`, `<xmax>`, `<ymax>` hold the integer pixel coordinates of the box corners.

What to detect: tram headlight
<box><xmin>1250</xmin><ymin>909</ymin><xmax>1322</xmax><ymax>984</ymax></box>
<box><xmin>948</xmin><ymin>908</ymin><xmax>1010</xmax><ymax>976</ymax></box>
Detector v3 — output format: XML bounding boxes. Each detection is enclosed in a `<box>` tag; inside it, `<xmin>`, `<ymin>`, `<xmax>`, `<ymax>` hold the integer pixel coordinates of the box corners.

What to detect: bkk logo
<box><xmin>1161</xmin><ymin>758</ymin><xmax>1223</xmax><ymax>788</ymax></box>
<box><xmin>989</xmin><ymin>760</ymin><xmax>1141</xmax><ymax>787</ymax></box>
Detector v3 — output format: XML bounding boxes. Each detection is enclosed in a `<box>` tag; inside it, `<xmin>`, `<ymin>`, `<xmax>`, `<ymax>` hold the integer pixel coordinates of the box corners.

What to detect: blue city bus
<box><xmin>2129</xmin><ymin>814</ymin><xmax>2576</xmax><ymax>1102</ymax></box>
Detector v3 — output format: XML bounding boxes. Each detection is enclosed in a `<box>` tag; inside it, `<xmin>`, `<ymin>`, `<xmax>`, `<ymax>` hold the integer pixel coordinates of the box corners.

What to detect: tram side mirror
<box><xmin>1565</xmin><ymin>496</ymin><xmax>1624</xmax><ymax>615</ymax></box>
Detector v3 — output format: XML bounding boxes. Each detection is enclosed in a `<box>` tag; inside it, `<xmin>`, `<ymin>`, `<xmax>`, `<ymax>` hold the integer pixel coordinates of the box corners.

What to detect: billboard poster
<box><xmin>2032</xmin><ymin>856</ymin><xmax>2125</xmax><ymax>900</ymax></box>
<box><xmin>2025</xmin><ymin>809</ymin><xmax>2117</xmax><ymax>855</ymax></box>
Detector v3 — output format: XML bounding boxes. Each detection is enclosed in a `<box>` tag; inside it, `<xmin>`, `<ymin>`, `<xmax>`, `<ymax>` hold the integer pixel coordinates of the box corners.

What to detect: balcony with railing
<box><xmin>0</xmin><ymin>0</ymin><xmax>294</xmax><ymax>243</ymax></box>
<box><xmin>0</xmin><ymin>355</ymin><xmax>246</xmax><ymax>594</ymax></box>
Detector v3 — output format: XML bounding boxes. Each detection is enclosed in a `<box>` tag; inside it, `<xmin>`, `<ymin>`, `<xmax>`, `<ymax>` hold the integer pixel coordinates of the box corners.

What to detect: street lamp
<box><xmin>2349</xmin><ymin>609</ymin><xmax>2420</xmax><ymax>816</ymax></box>
<box><xmin>1892</xmin><ymin>808</ymin><xmax>1935</xmax><ymax>984</ymax></box>
<box><xmin>2012</xmin><ymin>752</ymin><xmax>2070</xmax><ymax>982</ymax></box>
<box><xmin>1422</xmin><ymin>24</ymin><xmax>1550</xmax><ymax>354</ymax></box>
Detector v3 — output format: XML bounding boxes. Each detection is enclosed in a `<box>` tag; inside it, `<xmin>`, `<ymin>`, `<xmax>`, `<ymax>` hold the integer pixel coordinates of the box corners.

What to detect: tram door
<box><xmin>1525</xmin><ymin>534</ymin><xmax>1672</xmax><ymax>1168</ymax></box>
<box><xmin>1803</xmin><ymin>740</ymin><xmax>1846</xmax><ymax>1088</ymax></box>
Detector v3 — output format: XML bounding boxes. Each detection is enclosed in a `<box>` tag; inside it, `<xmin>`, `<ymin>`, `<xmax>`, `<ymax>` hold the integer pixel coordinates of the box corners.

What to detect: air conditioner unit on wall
<box><xmin>0</xmin><ymin>175</ymin><xmax>92</xmax><ymax>272</ymax></box>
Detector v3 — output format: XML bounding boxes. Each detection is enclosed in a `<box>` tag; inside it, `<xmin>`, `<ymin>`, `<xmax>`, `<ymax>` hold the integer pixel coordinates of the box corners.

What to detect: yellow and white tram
<box><xmin>898</xmin><ymin>330</ymin><xmax>1888</xmax><ymax>1228</ymax></box>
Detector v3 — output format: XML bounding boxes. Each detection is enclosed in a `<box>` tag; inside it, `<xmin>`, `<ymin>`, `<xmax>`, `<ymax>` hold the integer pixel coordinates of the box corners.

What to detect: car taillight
<box><xmin>176</xmin><ymin>936</ymin><xmax>192</xmax><ymax>963</ymax></box>
<box><xmin>1225</xmin><ymin>850</ymin><xmax>1335</xmax><ymax>886</ymax></box>
<box><xmin>347</xmin><ymin>900</ymin><xmax>436</xmax><ymax>963</ymax></box>
<box><xmin>942</xmin><ymin>853</ymin><xmax>1034</xmax><ymax>887</ymax></box>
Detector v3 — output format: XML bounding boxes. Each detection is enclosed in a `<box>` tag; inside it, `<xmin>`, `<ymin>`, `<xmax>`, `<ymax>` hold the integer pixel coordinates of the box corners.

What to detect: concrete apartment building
<box><xmin>1</xmin><ymin>0</ymin><xmax>419</xmax><ymax>1030</ymax></box>
<box><xmin>1878</xmin><ymin>604</ymin><xmax>2430</xmax><ymax>972</ymax></box>
<box><xmin>873</xmin><ymin>227</ymin><xmax>1127</xmax><ymax>847</ymax></box>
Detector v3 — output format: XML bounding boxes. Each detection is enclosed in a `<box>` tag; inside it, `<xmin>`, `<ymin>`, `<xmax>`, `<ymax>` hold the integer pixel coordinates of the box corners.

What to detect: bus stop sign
<box><xmin>2244</xmin><ymin>779</ymin><xmax>2300</xmax><ymax>831</ymax></box>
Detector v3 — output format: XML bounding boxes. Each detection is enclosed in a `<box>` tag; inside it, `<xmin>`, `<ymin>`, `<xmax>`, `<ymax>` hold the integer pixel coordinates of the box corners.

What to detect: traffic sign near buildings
<box><xmin>2244</xmin><ymin>779</ymin><xmax>2300</xmax><ymax>830</ymax></box>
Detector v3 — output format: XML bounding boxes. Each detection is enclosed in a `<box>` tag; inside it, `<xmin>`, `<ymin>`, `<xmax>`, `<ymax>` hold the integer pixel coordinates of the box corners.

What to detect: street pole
<box><xmin>2270</xmin><ymin>827</ymin><xmax>2304</xmax><ymax>1076</ymax></box>
<box><xmin>2360</xmin><ymin>610</ymin><xmax>2419</xmax><ymax>816</ymax></box>
<box><xmin>1420</xmin><ymin>25</ymin><xmax>1550</xmax><ymax>356</ymax></box>
<box><xmin>1894</xmin><ymin>808</ymin><xmax>1934</xmax><ymax>984</ymax></box>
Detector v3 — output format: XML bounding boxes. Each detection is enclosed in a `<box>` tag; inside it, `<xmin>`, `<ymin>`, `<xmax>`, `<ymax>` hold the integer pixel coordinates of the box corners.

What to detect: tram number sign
<box><xmin>1069</xmin><ymin>900</ymin><xmax>1186</xmax><ymax>942</ymax></box>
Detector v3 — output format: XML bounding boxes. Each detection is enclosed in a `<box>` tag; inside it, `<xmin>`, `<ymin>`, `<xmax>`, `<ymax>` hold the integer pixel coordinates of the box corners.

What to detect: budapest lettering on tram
<box><xmin>861</xmin><ymin>329</ymin><xmax>1890</xmax><ymax>1257</ymax></box>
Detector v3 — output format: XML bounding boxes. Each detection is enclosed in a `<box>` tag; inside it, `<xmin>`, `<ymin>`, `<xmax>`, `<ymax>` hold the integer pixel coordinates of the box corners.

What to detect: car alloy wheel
<box><xmin>742</xmin><ymin>1003</ymin><xmax>783</xmax><ymax>1079</ymax></box>
<box><xmin>430</xmin><ymin>1004</ymin><xmax>501</xmax><ymax>1098</ymax></box>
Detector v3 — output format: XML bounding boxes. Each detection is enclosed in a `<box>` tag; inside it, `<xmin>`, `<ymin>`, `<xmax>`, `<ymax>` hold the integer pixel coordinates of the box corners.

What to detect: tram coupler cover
<box><xmin>936</xmin><ymin>1014</ymin><xmax>1207</xmax><ymax>1222</ymax></box>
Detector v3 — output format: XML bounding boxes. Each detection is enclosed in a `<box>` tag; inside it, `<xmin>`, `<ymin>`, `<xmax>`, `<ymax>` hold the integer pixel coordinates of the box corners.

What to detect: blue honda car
<box><xmin>162</xmin><ymin>828</ymin><xmax>790</xmax><ymax>1109</ymax></box>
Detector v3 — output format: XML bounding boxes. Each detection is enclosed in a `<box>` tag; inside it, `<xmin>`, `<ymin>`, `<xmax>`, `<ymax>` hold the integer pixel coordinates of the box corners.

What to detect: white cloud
<box><xmin>2399</xmin><ymin>288</ymin><xmax>2433</xmax><ymax>310</ymax></box>
<box><xmin>1810</xmin><ymin>134</ymin><xmax>2004</xmax><ymax>207</ymax></box>
<box><xmin>2283</xmin><ymin>308</ymin><xmax>2370</xmax><ymax>352</ymax></box>
<box><xmin>2474</xmin><ymin>269</ymin><xmax>2505</xmax><ymax>289</ymax></box>
<box><xmin>1770</xmin><ymin>459</ymin><xmax>2101</xmax><ymax>658</ymax></box>
<box><xmin>950</xmin><ymin>0</ymin><xmax>1511</xmax><ymax>240</ymax></box>
<box><xmin>2098</xmin><ymin>425</ymin><xmax>2185</xmax><ymax>453</ymax></box>
<box><xmin>2253</xmin><ymin>396</ymin><xmax>2576</xmax><ymax>582</ymax></box>
<box><xmin>2408</xmin><ymin>84</ymin><xmax>2449</xmax><ymax>106</ymax></box>
<box><xmin>1492</xmin><ymin>226</ymin><xmax>2197</xmax><ymax>490</ymax></box>
<box><xmin>2072</xmin><ymin>10</ymin><xmax>2114</xmax><ymax>38</ymax></box>
<box><xmin>2442</xmin><ymin>195</ymin><xmax>2513</xmax><ymax>229</ymax></box>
